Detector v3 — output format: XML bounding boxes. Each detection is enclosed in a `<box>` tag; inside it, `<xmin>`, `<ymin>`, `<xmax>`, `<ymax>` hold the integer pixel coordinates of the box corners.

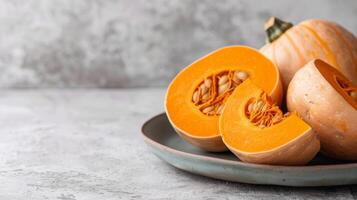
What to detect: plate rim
<box><xmin>141</xmin><ymin>112</ymin><xmax>357</xmax><ymax>171</ymax></box>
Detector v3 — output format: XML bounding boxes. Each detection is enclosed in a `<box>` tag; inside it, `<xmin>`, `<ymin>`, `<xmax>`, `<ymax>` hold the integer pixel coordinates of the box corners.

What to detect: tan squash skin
<box><xmin>226</xmin><ymin>129</ymin><xmax>320</xmax><ymax>165</ymax></box>
<box><xmin>261</xmin><ymin>19</ymin><xmax>357</xmax><ymax>90</ymax></box>
<box><xmin>287</xmin><ymin>59</ymin><xmax>357</xmax><ymax>160</ymax></box>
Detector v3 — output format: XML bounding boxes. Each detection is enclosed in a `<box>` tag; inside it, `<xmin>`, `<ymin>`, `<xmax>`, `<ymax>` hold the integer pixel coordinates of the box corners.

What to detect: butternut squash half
<box><xmin>287</xmin><ymin>59</ymin><xmax>357</xmax><ymax>160</ymax></box>
<box><xmin>220</xmin><ymin>79</ymin><xmax>320</xmax><ymax>165</ymax></box>
<box><xmin>165</xmin><ymin>46</ymin><xmax>282</xmax><ymax>152</ymax></box>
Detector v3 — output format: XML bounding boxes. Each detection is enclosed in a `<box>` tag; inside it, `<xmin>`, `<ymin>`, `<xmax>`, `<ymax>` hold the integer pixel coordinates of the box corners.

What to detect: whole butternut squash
<box><xmin>260</xmin><ymin>17</ymin><xmax>357</xmax><ymax>90</ymax></box>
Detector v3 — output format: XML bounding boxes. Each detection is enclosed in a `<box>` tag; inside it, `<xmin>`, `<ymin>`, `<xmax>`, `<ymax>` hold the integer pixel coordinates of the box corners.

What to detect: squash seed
<box><xmin>216</xmin><ymin>105</ymin><xmax>224</xmax><ymax>115</ymax></box>
<box><xmin>236</xmin><ymin>71</ymin><xmax>249</xmax><ymax>81</ymax></box>
<box><xmin>233</xmin><ymin>75</ymin><xmax>242</xmax><ymax>84</ymax></box>
<box><xmin>258</xmin><ymin>124</ymin><xmax>266</xmax><ymax>129</ymax></box>
<box><xmin>218</xmin><ymin>75</ymin><xmax>229</xmax><ymax>85</ymax></box>
<box><xmin>255</xmin><ymin>100</ymin><xmax>264</xmax><ymax>110</ymax></box>
<box><xmin>350</xmin><ymin>91</ymin><xmax>357</xmax><ymax>100</ymax></box>
<box><xmin>192</xmin><ymin>90</ymin><xmax>199</xmax><ymax>103</ymax></box>
<box><xmin>202</xmin><ymin>106</ymin><xmax>214</xmax><ymax>113</ymax></box>
<box><xmin>201</xmin><ymin>93</ymin><xmax>210</xmax><ymax>102</ymax></box>
<box><xmin>200</xmin><ymin>84</ymin><xmax>208</xmax><ymax>94</ymax></box>
<box><xmin>218</xmin><ymin>82</ymin><xmax>229</xmax><ymax>94</ymax></box>
<box><xmin>204</xmin><ymin>79</ymin><xmax>212</xmax><ymax>88</ymax></box>
<box><xmin>247</xmin><ymin>103</ymin><xmax>254</xmax><ymax>113</ymax></box>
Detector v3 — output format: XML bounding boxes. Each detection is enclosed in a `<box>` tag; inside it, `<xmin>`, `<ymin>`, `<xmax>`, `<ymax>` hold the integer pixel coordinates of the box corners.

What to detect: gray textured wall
<box><xmin>1</xmin><ymin>0</ymin><xmax>357</xmax><ymax>88</ymax></box>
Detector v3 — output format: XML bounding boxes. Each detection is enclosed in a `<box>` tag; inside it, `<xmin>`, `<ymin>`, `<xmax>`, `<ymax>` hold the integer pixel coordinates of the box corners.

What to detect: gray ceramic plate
<box><xmin>141</xmin><ymin>113</ymin><xmax>357</xmax><ymax>187</ymax></box>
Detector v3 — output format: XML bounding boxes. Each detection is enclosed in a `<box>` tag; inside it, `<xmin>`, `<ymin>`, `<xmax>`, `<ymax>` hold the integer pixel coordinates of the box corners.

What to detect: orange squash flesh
<box><xmin>165</xmin><ymin>46</ymin><xmax>282</xmax><ymax>152</ymax></box>
<box><xmin>315</xmin><ymin>60</ymin><xmax>357</xmax><ymax>109</ymax></box>
<box><xmin>220</xmin><ymin>79</ymin><xmax>320</xmax><ymax>165</ymax></box>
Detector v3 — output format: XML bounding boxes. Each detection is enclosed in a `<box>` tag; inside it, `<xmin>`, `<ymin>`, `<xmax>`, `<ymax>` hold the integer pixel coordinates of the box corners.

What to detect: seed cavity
<box><xmin>246</xmin><ymin>92</ymin><xmax>288</xmax><ymax>128</ymax></box>
<box><xmin>192</xmin><ymin>70</ymin><xmax>249</xmax><ymax>116</ymax></box>
<box><xmin>336</xmin><ymin>77</ymin><xmax>357</xmax><ymax>101</ymax></box>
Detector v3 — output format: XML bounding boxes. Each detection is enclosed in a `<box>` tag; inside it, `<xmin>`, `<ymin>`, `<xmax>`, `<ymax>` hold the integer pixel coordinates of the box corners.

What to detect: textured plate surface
<box><xmin>141</xmin><ymin>113</ymin><xmax>357</xmax><ymax>187</ymax></box>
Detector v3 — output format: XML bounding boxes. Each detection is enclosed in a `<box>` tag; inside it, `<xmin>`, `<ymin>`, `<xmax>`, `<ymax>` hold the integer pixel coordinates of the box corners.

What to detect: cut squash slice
<box><xmin>220</xmin><ymin>79</ymin><xmax>320</xmax><ymax>165</ymax></box>
<box><xmin>165</xmin><ymin>46</ymin><xmax>282</xmax><ymax>152</ymax></box>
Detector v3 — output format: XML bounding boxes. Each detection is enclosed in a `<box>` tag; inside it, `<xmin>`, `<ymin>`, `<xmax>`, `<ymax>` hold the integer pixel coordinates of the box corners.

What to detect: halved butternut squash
<box><xmin>220</xmin><ymin>79</ymin><xmax>320</xmax><ymax>165</ymax></box>
<box><xmin>165</xmin><ymin>46</ymin><xmax>282</xmax><ymax>152</ymax></box>
<box><xmin>287</xmin><ymin>59</ymin><xmax>357</xmax><ymax>160</ymax></box>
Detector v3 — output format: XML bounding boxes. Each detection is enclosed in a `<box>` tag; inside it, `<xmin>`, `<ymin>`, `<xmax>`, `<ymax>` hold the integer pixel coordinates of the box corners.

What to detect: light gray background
<box><xmin>1</xmin><ymin>0</ymin><xmax>357</xmax><ymax>88</ymax></box>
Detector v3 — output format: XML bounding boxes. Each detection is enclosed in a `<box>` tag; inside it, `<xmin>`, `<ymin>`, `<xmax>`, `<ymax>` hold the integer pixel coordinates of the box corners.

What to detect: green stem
<box><xmin>265</xmin><ymin>17</ymin><xmax>293</xmax><ymax>43</ymax></box>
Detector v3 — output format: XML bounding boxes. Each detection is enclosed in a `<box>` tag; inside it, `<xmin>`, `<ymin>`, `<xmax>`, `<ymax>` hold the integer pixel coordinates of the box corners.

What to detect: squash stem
<box><xmin>265</xmin><ymin>17</ymin><xmax>293</xmax><ymax>43</ymax></box>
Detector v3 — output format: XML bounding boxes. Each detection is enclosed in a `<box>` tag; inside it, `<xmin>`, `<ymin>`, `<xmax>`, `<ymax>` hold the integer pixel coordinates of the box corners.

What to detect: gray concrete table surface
<box><xmin>0</xmin><ymin>88</ymin><xmax>356</xmax><ymax>200</ymax></box>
